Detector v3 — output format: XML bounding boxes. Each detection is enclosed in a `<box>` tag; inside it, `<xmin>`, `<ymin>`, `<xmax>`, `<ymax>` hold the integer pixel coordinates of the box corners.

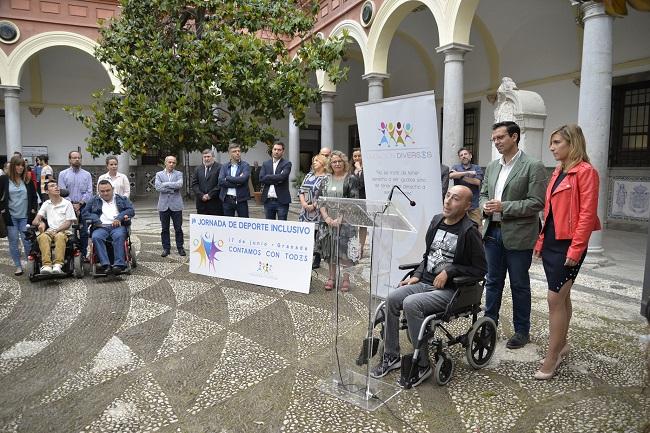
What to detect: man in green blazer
<box><xmin>479</xmin><ymin>121</ymin><xmax>547</xmax><ymax>349</ymax></box>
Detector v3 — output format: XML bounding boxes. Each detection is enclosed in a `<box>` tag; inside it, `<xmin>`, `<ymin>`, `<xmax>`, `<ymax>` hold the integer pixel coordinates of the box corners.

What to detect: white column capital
<box><xmin>580</xmin><ymin>1</ymin><xmax>610</xmax><ymax>20</ymax></box>
<box><xmin>362</xmin><ymin>72</ymin><xmax>390</xmax><ymax>84</ymax></box>
<box><xmin>320</xmin><ymin>91</ymin><xmax>337</xmax><ymax>103</ymax></box>
<box><xmin>435</xmin><ymin>42</ymin><xmax>473</xmax><ymax>61</ymax></box>
<box><xmin>0</xmin><ymin>85</ymin><xmax>22</xmax><ymax>97</ymax></box>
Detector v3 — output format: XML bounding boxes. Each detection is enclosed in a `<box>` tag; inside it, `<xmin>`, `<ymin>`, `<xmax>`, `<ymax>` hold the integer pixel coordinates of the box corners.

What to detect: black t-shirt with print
<box><xmin>422</xmin><ymin>220</ymin><xmax>462</xmax><ymax>285</ymax></box>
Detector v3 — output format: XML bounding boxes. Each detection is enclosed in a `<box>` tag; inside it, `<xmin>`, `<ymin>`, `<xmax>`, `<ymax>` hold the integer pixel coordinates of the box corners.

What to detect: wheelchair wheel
<box><xmin>129</xmin><ymin>243</ymin><xmax>137</xmax><ymax>269</ymax></box>
<box><xmin>26</xmin><ymin>260</ymin><xmax>36</xmax><ymax>282</ymax></box>
<box><xmin>465</xmin><ymin>316</ymin><xmax>497</xmax><ymax>369</ymax></box>
<box><xmin>73</xmin><ymin>255</ymin><xmax>84</xmax><ymax>279</ymax></box>
<box><xmin>434</xmin><ymin>353</ymin><xmax>454</xmax><ymax>386</ymax></box>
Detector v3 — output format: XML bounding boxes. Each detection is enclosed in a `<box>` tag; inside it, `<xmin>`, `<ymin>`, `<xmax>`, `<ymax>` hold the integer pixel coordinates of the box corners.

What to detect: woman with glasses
<box><xmin>533</xmin><ymin>124</ymin><xmax>600</xmax><ymax>380</ymax></box>
<box><xmin>319</xmin><ymin>150</ymin><xmax>360</xmax><ymax>291</ymax></box>
<box><xmin>0</xmin><ymin>155</ymin><xmax>39</xmax><ymax>276</ymax></box>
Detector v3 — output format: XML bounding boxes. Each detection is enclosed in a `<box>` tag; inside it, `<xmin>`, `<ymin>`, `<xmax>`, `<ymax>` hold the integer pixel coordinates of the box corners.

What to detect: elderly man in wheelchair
<box><xmin>368</xmin><ymin>185</ymin><xmax>491</xmax><ymax>388</ymax></box>
<box><xmin>82</xmin><ymin>179</ymin><xmax>135</xmax><ymax>276</ymax></box>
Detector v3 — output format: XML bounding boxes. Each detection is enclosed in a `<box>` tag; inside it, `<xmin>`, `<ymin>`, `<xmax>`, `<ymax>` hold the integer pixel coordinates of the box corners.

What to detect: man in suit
<box><xmin>191</xmin><ymin>149</ymin><xmax>222</xmax><ymax>216</ymax></box>
<box><xmin>219</xmin><ymin>143</ymin><xmax>251</xmax><ymax>218</ymax></box>
<box><xmin>480</xmin><ymin>121</ymin><xmax>546</xmax><ymax>349</ymax></box>
<box><xmin>260</xmin><ymin>142</ymin><xmax>292</xmax><ymax>220</ymax></box>
<box><xmin>155</xmin><ymin>155</ymin><xmax>186</xmax><ymax>257</ymax></box>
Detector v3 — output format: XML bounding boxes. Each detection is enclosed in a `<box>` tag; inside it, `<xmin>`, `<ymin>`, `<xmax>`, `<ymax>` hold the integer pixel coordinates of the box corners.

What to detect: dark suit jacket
<box><xmin>191</xmin><ymin>163</ymin><xmax>222</xmax><ymax>212</ymax></box>
<box><xmin>218</xmin><ymin>160</ymin><xmax>251</xmax><ymax>201</ymax></box>
<box><xmin>0</xmin><ymin>174</ymin><xmax>39</xmax><ymax>226</ymax></box>
<box><xmin>441</xmin><ymin>164</ymin><xmax>450</xmax><ymax>200</ymax></box>
<box><xmin>260</xmin><ymin>158</ymin><xmax>292</xmax><ymax>205</ymax></box>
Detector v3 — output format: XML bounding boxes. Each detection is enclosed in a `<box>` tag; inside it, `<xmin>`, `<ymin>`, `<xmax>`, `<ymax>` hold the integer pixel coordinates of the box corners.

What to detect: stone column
<box><xmin>362</xmin><ymin>72</ymin><xmax>389</xmax><ymax>101</ymax></box>
<box><xmin>436</xmin><ymin>43</ymin><xmax>472</xmax><ymax>167</ymax></box>
<box><xmin>320</xmin><ymin>91</ymin><xmax>336</xmax><ymax>151</ymax></box>
<box><xmin>288</xmin><ymin>111</ymin><xmax>300</xmax><ymax>200</ymax></box>
<box><xmin>577</xmin><ymin>1</ymin><xmax>613</xmax><ymax>265</ymax></box>
<box><xmin>118</xmin><ymin>151</ymin><xmax>131</xmax><ymax>171</ymax></box>
<box><xmin>2</xmin><ymin>86</ymin><xmax>23</xmax><ymax>158</ymax></box>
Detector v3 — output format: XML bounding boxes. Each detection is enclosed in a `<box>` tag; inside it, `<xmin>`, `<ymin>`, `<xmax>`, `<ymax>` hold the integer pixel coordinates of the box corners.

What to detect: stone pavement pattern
<box><xmin>0</xmin><ymin>204</ymin><xmax>648</xmax><ymax>433</ymax></box>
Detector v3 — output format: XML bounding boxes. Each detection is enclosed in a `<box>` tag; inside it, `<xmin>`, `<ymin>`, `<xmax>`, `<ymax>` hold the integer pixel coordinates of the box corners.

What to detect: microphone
<box><xmin>387</xmin><ymin>185</ymin><xmax>416</xmax><ymax>206</ymax></box>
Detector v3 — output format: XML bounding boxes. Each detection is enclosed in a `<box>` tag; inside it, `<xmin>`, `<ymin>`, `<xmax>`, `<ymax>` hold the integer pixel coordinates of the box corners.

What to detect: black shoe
<box><xmin>161</xmin><ymin>249</ymin><xmax>170</xmax><ymax>257</ymax></box>
<box><xmin>506</xmin><ymin>333</ymin><xmax>530</xmax><ymax>349</ymax></box>
<box><xmin>312</xmin><ymin>253</ymin><xmax>321</xmax><ymax>269</ymax></box>
<box><xmin>96</xmin><ymin>264</ymin><xmax>110</xmax><ymax>274</ymax></box>
<box><xmin>112</xmin><ymin>265</ymin><xmax>126</xmax><ymax>275</ymax></box>
<box><xmin>370</xmin><ymin>353</ymin><xmax>401</xmax><ymax>378</ymax></box>
<box><xmin>178</xmin><ymin>248</ymin><xmax>186</xmax><ymax>256</ymax></box>
<box><xmin>398</xmin><ymin>364</ymin><xmax>432</xmax><ymax>388</ymax></box>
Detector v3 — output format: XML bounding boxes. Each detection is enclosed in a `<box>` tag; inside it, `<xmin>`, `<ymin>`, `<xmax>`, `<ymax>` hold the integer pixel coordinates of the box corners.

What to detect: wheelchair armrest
<box><xmin>452</xmin><ymin>276</ymin><xmax>484</xmax><ymax>287</ymax></box>
<box><xmin>398</xmin><ymin>262</ymin><xmax>420</xmax><ymax>271</ymax></box>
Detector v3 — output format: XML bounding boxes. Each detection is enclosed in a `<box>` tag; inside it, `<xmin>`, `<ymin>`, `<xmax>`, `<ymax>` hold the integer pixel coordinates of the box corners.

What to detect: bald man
<box><xmin>319</xmin><ymin>147</ymin><xmax>332</xmax><ymax>158</ymax></box>
<box><xmin>370</xmin><ymin>185</ymin><xmax>487</xmax><ymax>388</ymax></box>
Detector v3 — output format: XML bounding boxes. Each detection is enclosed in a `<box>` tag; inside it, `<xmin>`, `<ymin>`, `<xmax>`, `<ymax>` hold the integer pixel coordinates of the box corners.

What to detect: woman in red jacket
<box><xmin>533</xmin><ymin>124</ymin><xmax>600</xmax><ymax>380</ymax></box>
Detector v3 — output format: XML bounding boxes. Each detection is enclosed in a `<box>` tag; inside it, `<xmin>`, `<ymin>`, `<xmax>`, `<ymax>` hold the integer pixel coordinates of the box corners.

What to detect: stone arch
<box><xmin>316</xmin><ymin>20</ymin><xmax>369</xmax><ymax>92</ymax></box>
<box><xmin>448</xmin><ymin>0</ymin><xmax>480</xmax><ymax>46</ymax></box>
<box><xmin>5</xmin><ymin>31</ymin><xmax>121</xmax><ymax>91</ymax></box>
<box><xmin>366</xmin><ymin>0</ymin><xmax>445</xmax><ymax>74</ymax></box>
<box><xmin>0</xmin><ymin>50</ymin><xmax>8</xmax><ymax>84</ymax></box>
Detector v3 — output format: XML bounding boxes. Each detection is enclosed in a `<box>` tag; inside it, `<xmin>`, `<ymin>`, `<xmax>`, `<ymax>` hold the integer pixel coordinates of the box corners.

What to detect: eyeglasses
<box><xmin>491</xmin><ymin>134</ymin><xmax>509</xmax><ymax>143</ymax></box>
<box><xmin>331</xmin><ymin>160</ymin><xmax>343</xmax><ymax>165</ymax></box>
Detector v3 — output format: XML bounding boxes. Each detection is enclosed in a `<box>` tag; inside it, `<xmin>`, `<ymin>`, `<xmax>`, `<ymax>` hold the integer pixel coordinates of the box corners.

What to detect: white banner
<box><xmin>355</xmin><ymin>91</ymin><xmax>441</xmax><ymax>288</ymax></box>
<box><xmin>189</xmin><ymin>214</ymin><xmax>315</xmax><ymax>294</ymax></box>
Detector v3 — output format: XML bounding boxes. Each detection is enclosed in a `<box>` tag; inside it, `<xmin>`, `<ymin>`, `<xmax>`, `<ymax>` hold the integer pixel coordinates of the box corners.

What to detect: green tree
<box><xmin>70</xmin><ymin>0</ymin><xmax>348</xmax><ymax>158</ymax></box>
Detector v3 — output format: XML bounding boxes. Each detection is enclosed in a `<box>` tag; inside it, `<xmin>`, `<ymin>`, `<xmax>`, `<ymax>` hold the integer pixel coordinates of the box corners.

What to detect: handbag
<box><xmin>0</xmin><ymin>214</ymin><xmax>6</xmax><ymax>238</ymax></box>
<box><xmin>0</xmin><ymin>186</ymin><xmax>6</xmax><ymax>238</ymax></box>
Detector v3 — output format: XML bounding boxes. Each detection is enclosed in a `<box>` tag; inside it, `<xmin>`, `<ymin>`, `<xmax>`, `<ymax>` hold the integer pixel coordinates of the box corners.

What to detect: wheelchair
<box><xmin>364</xmin><ymin>263</ymin><xmax>497</xmax><ymax>387</ymax></box>
<box><xmin>24</xmin><ymin>223</ymin><xmax>84</xmax><ymax>282</ymax></box>
<box><xmin>86</xmin><ymin>220</ymin><xmax>137</xmax><ymax>277</ymax></box>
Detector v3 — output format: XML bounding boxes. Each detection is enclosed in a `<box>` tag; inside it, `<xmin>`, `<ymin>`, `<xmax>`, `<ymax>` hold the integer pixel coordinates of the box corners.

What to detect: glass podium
<box><xmin>316</xmin><ymin>197</ymin><xmax>416</xmax><ymax>411</ymax></box>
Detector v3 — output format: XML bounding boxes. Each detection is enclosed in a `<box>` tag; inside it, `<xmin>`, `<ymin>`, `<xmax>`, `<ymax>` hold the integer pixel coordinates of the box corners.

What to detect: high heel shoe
<box><xmin>539</xmin><ymin>343</ymin><xmax>570</xmax><ymax>365</ymax></box>
<box><xmin>325</xmin><ymin>278</ymin><xmax>334</xmax><ymax>291</ymax></box>
<box><xmin>534</xmin><ymin>356</ymin><xmax>563</xmax><ymax>380</ymax></box>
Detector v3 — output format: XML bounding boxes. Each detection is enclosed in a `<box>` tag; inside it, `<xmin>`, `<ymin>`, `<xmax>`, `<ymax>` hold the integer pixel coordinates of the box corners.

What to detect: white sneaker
<box><xmin>40</xmin><ymin>265</ymin><xmax>53</xmax><ymax>274</ymax></box>
<box><xmin>52</xmin><ymin>264</ymin><xmax>64</xmax><ymax>274</ymax></box>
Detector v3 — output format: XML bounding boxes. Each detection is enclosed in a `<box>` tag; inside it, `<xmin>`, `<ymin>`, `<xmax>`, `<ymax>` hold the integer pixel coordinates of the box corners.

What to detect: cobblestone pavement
<box><xmin>0</xmin><ymin>204</ymin><xmax>648</xmax><ymax>433</ymax></box>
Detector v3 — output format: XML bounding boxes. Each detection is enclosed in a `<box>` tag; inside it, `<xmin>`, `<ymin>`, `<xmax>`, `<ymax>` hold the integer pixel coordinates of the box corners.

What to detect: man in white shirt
<box><xmin>31</xmin><ymin>180</ymin><xmax>77</xmax><ymax>274</ymax></box>
<box><xmin>82</xmin><ymin>179</ymin><xmax>135</xmax><ymax>274</ymax></box>
<box><xmin>479</xmin><ymin>121</ymin><xmax>547</xmax><ymax>349</ymax></box>
<box><xmin>97</xmin><ymin>155</ymin><xmax>131</xmax><ymax>198</ymax></box>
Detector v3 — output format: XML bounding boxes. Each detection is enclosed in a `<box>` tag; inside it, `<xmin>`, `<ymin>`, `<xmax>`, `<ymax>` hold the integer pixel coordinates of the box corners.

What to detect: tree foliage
<box><xmin>70</xmin><ymin>0</ymin><xmax>348</xmax><ymax>157</ymax></box>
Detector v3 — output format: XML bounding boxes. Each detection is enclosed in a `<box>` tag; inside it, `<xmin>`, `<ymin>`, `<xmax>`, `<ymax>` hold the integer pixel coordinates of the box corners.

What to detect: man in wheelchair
<box><xmin>31</xmin><ymin>180</ymin><xmax>78</xmax><ymax>275</ymax></box>
<box><xmin>82</xmin><ymin>179</ymin><xmax>135</xmax><ymax>275</ymax></box>
<box><xmin>370</xmin><ymin>185</ymin><xmax>487</xmax><ymax>387</ymax></box>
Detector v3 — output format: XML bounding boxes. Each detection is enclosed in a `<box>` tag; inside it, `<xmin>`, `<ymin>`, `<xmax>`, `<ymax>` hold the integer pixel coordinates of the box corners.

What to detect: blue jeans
<box><xmin>223</xmin><ymin>197</ymin><xmax>249</xmax><ymax>218</ymax></box>
<box><xmin>159</xmin><ymin>209</ymin><xmax>184</xmax><ymax>250</ymax></box>
<box><xmin>92</xmin><ymin>225</ymin><xmax>127</xmax><ymax>267</ymax></box>
<box><xmin>264</xmin><ymin>200</ymin><xmax>289</xmax><ymax>220</ymax></box>
<box><xmin>7</xmin><ymin>216</ymin><xmax>31</xmax><ymax>267</ymax></box>
<box><xmin>484</xmin><ymin>226</ymin><xmax>532</xmax><ymax>336</ymax></box>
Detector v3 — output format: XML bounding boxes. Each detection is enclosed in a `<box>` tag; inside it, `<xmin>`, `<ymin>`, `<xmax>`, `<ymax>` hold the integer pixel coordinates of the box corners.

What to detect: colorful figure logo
<box><xmin>257</xmin><ymin>261</ymin><xmax>272</xmax><ymax>273</ymax></box>
<box><xmin>193</xmin><ymin>234</ymin><xmax>223</xmax><ymax>270</ymax></box>
<box><xmin>378</xmin><ymin>121</ymin><xmax>414</xmax><ymax>147</ymax></box>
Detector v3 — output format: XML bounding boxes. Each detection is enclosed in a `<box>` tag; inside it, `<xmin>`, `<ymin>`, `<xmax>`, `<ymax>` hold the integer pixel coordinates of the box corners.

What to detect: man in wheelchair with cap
<box><xmin>83</xmin><ymin>179</ymin><xmax>135</xmax><ymax>275</ymax></box>
<box><xmin>370</xmin><ymin>185</ymin><xmax>487</xmax><ymax>387</ymax></box>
